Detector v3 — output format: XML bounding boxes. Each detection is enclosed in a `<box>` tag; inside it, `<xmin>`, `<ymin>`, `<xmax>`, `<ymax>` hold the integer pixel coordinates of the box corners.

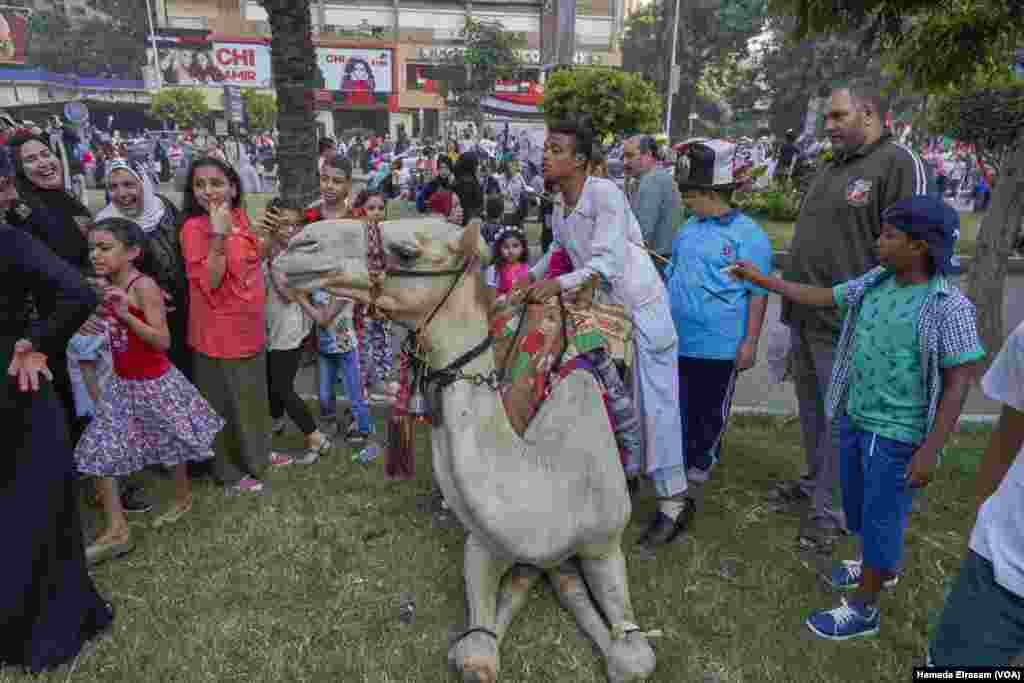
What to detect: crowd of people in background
<box><xmin>3</xmin><ymin>82</ymin><xmax>1022</xmax><ymax>676</ymax></box>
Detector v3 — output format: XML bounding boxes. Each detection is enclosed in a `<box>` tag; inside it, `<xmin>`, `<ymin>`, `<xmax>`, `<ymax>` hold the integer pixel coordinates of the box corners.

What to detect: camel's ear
<box><xmin>449</xmin><ymin>218</ymin><xmax>490</xmax><ymax>263</ymax></box>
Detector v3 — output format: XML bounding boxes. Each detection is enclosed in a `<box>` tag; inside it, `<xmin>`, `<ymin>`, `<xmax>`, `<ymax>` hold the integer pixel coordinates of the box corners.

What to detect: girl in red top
<box><xmin>75</xmin><ymin>218</ymin><xmax>224</xmax><ymax>564</ymax></box>
<box><xmin>180</xmin><ymin>158</ymin><xmax>288</xmax><ymax>495</ymax></box>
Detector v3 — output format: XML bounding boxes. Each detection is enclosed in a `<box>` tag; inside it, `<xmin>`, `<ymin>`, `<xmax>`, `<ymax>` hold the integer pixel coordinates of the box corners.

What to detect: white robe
<box><xmin>530</xmin><ymin>177</ymin><xmax>686</xmax><ymax>494</ymax></box>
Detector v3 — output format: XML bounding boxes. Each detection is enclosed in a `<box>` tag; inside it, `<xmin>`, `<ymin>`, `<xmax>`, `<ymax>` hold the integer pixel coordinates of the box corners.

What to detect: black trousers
<box><xmin>266</xmin><ymin>347</ymin><xmax>317</xmax><ymax>436</ymax></box>
<box><xmin>678</xmin><ymin>355</ymin><xmax>737</xmax><ymax>477</ymax></box>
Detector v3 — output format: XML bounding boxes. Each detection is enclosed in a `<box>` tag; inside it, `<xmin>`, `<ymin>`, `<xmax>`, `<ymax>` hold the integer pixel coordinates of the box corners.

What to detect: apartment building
<box><xmin>154</xmin><ymin>0</ymin><xmax>625</xmax><ymax>138</ymax></box>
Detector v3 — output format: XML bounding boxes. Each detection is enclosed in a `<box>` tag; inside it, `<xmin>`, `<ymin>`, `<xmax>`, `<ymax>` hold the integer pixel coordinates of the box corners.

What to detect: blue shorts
<box><xmin>839</xmin><ymin>417</ymin><xmax>917</xmax><ymax>573</ymax></box>
<box><xmin>929</xmin><ymin>550</ymin><xmax>1024</xmax><ymax>666</ymax></box>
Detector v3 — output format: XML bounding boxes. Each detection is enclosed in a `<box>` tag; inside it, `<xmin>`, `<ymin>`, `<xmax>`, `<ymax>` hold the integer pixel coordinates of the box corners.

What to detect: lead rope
<box><xmin>365</xmin><ymin>219</ymin><xmax>387</xmax><ymax>320</ymax></box>
<box><xmin>365</xmin><ymin>218</ymin><xmax>418</xmax><ymax>480</ymax></box>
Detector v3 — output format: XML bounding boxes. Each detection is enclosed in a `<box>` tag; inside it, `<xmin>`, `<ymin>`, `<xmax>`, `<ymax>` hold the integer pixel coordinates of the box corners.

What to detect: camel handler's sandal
<box><xmin>611</xmin><ymin>622</ymin><xmax>664</xmax><ymax>640</ymax></box>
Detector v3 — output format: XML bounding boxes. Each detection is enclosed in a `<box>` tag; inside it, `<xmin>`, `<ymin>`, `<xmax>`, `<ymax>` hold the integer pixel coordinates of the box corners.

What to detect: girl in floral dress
<box><xmin>75</xmin><ymin>218</ymin><xmax>224</xmax><ymax>566</ymax></box>
<box><xmin>350</xmin><ymin>192</ymin><xmax>398</xmax><ymax>403</ymax></box>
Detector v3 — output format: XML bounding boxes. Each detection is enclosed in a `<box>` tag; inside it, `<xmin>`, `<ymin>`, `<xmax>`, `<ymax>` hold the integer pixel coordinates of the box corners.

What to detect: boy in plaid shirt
<box><xmin>731</xmin><ymin>195</ymin><xmax>985</xmax><ymax>640</ymax></box>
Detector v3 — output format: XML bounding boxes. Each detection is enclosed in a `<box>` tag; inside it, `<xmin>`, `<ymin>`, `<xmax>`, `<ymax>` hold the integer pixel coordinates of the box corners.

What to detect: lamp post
<box><xmin>688</xmin><ymin>111</ymin><xmax>698</xmax><ymax>136</ymax></box>
<box><xmin>144</xmin><ymin>0</ymin><xmax>162</xmax><ymax>90</ymax></box>
<box><xmin>663</xmin><ymin>0</ymin><xmax>681</xmax><ymax>138</ymax></box>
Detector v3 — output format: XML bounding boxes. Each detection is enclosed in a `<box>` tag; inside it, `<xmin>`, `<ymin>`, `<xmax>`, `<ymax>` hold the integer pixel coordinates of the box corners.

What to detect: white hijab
<box><xmin>96</xmin><ymin>159</ymin><xmax>166</xmax><ymax>233</ymax></box>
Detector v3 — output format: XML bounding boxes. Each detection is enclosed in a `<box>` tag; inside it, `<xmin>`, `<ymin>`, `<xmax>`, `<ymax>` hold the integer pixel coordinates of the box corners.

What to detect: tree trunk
<box><xmin>261</xmin><ymin>0</ymin><xmax>319</xmax><ymax>207</ymax></box>
<box><xmin>966</xmin><ymin>133</ymin><xmax>1024</xmax><ymax>369</ymax></box>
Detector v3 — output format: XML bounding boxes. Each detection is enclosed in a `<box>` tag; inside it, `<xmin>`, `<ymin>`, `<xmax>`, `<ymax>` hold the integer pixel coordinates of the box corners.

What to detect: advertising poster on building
<box><xmin>148</xmin><ymin>34</ymin><xmax>271</xmax><ymax>88</ymax></box>
<box><xmin>0</xmin><ymin>8</ymin><xmax>30</xmax><ymax>65</ymax></box>
<box><xmin>212</xmin><ymin>43</ymin><xmax>272</xmax><ymax>88</ymax></box>
<box><xmin>316</xmin><ymin>47</ymin><xmax>393</xmax><ymax>105</ymax></box>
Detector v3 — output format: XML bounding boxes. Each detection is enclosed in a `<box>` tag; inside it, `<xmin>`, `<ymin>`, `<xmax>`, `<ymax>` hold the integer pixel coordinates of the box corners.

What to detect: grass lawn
<box><xmin>2</xmin><ymin>410</ymin><xmax>991</xmax><ymax>683</ymax></box>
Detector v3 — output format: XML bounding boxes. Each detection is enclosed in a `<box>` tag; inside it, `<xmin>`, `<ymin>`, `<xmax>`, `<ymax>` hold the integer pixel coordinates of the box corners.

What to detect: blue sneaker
<box><xmin>828</xmin><ymin>560</ymin><xmax>900</xmax><ymax>591</ymax></box>
<box><xmin>806</xmin><ymin>598</ymin><xmax>880</xmax><ymax>640</ymax></box>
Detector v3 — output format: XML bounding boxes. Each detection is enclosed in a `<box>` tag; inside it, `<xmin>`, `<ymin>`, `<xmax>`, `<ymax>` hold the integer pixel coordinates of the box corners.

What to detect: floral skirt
<box><xmin>355</xmin><ymin>305</ymin><xmax>394</xmax><ymax>390</ymax></box>
<box><xmin>74</xmin><ymin>366</ymin><xmax>224</xmax><ymax>477</ymax></box>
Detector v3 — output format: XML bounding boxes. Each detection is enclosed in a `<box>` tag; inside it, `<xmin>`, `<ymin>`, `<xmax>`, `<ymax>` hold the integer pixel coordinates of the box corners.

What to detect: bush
<box><xmin>735</xmin><ymin>187</ymin><xmax>802</xmax><ymax>222</ymax></box>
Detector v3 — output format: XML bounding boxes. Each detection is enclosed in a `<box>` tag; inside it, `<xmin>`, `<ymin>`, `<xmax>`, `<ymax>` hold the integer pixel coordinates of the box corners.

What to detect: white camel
<box><xmin>275</xmin><ymin>216</ymin><xmax>657</xmax><ymax>683</ymax></box>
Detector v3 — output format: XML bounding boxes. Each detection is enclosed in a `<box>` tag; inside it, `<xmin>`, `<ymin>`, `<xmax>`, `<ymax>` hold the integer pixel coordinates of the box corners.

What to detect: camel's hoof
<box><xmin>449</xmin><ymin>632</ymin><xmax>499</xmax><ymax>683</ymax></box>
<box><xmin>606</xmin><ymin>632</ymin><xmax>656</xmax><ymax>683</ymax></box>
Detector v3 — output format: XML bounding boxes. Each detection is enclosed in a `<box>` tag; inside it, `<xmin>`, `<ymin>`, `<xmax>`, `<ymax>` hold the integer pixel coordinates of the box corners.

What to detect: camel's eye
<box><xmin>290</xmin><ymin>239</ymin><xmax>320</xmax><ymax>253</ymax></box>
<box><xmin>390</xmin><ymin>243</ymin><xmax>420</xmax><ymax>262</ymax></box>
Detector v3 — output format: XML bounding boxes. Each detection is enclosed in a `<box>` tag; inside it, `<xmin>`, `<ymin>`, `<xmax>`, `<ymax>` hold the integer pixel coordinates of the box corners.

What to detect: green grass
<box><xmin>761</xmin><ymin>213</ymin><xmax>983</xmax><ymax>257</ymax></box>
<box><xmin>1</xmin><ymin>410</ymin><xmax>992</xmax><ymax>683</ymax></box>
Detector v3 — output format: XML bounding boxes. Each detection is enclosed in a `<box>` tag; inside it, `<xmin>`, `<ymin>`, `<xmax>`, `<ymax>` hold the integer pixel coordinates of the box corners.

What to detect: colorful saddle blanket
<box><xmin>490</xmin><ymin>288</ymin><xmax>630</xmax><ymax>438</ymax></box>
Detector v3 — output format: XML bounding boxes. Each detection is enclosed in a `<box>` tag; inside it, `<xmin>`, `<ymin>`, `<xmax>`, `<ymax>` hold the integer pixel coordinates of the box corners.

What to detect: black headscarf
<box><xmin>7</xmin><ymin>132</ymin><xmax>92</xmax><ymax>272</ymax></box>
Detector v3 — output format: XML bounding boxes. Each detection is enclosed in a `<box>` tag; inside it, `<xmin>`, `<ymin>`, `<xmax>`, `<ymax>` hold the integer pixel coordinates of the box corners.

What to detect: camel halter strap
<box><xmin>363</xmin><ymin>218</ymin><xmax>471</xmax><ymax>343</ymax></box>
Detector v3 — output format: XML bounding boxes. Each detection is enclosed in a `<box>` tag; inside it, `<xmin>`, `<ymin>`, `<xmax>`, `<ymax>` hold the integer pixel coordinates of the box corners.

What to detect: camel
<box><xmin>275</xmin><ymin>216</ymin><xmax>657</xmax><ymax>683</ymax></box>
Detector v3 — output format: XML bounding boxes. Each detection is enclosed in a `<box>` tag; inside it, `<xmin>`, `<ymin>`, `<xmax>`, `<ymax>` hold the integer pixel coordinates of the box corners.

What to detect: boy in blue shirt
<box><xmin>664</xmin><ymin>139</ymin><xmax>773</xmax><ymax>525</ymax></box>
<box><xmin>731</xmin><ymin>195</ymin><xmax>985</xmax><ymax>640</ymax></box>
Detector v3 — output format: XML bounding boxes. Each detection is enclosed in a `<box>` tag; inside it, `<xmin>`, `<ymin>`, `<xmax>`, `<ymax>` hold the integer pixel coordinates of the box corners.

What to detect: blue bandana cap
<box><xmin>881</xmin><ymin>196</ymin><xmax>960</xmax><ymax>275</ymax></box>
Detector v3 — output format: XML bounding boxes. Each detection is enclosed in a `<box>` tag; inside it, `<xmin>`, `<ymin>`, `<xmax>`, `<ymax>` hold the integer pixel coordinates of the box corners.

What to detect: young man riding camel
<box><xmin>526</xmin><ymin>117</ymin><xmax>692</xmax><ymax>549</ymax></box>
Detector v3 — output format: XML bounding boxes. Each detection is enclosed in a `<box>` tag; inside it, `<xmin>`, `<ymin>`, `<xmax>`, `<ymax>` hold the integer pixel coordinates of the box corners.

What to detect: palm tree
<box><xmin>259</xmin><ymin>0</ymin><xmax>319</xmax><ymax>206</ymax></box>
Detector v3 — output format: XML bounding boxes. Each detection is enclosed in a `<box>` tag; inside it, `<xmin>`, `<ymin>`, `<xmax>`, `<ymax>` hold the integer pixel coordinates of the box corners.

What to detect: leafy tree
<box><xmin>729</xmin><ymin>19</ymin><xmax>925</xmax><ymax>138</ymax></box>
<box><xmin>258</xmin><ymin>0</ymin><xmax>320</xmax><ymax>207</ymax></box>
<box><xmin>541</xmin><ymin>67</ymin><xmax>662</xmax><ymax>141</ymax></box>
<box><xmin>27</xmin><ymin>0</ymin><xmax>149</xmax><ymax>78</ymax></box>
<box><xmin>150</xmin><ymin>88</ymin><xmax>210</xmax><ymax>129</ymax></box>
<box><xmin>919</xmin><ymin>79</ymin><xmax>1022</xmax><ymax>176</ymax></box>
<box><xmin>770</xmin><ymin>0</ymin><xmax>1024</xmax><ymax>366</ymax></box>
<box><xmin>621</xmin><ymin>0</ymin><xmax>767</xmax><ymax>137</ymax></box>
<box><xmin>442</xmin><ymin>18</ymin><xmax>527</xmax><ymax>130</ymax></box>
<box><xmin>242</xmin><ymin>90</ymin><xmax>278</xmax><ymax>132</ymax></box>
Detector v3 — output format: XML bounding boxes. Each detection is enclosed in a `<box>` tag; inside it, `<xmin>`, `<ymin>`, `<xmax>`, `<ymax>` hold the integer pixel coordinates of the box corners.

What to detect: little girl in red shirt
<box><xmin>75</xmin><ymin>218</ymin><xmax>224</xmax><ymax>565</ymax></box>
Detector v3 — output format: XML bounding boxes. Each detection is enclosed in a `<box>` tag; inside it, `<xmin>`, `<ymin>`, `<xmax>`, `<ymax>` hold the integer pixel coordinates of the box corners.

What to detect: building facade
<box><xmin>155</xmin><ymin>0</ymin><xmax>625</xmax><ymax>138</ymax></box>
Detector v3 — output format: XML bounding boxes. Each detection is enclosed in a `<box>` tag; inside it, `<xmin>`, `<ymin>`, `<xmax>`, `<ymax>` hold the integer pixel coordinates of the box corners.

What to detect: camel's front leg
<box><xmin>578</xmin><ymin>545</ymin><xmax>656</xmax><ymax>683</ymax></box>
<box><xmin>449</xmin><ymin>533</ymin><xmax>515</xmax><ymax>683</ymax></box>
<box><xmin>548</xmin><ymin>560</ymin><xmax>614</xmax><ymax>655</ymax></box>
<box><xmin>494</xmin><ymin>564</ymin><xmax>543</xmax><ymax>643</ymax></box>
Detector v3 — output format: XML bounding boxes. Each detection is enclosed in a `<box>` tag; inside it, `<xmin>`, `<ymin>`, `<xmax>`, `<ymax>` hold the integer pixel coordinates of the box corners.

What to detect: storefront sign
<box><xmin>316</xmin><ymin>47</ymin><xmax>393</xmax><ymax>94</ymax></box>
<box><xmin>147</xmin><ymin>34</ymin><xmax>271</xmax><ymax>88</ymax></box>
<box><xmin>415</xmin><ymin>46</ymin><xmax>605</xmax><ymax>66</ymax></box>
<box><xmin>212</xmin><ymin>42</ymin><xmax>272</xmax><ymax>88</ymax></box>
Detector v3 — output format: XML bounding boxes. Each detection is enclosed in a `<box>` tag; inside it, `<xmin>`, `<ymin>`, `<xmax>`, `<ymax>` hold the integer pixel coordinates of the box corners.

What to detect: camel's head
<box><xmin>275</xmin><ymin>216</ymin><xmax>490</xmax><ymax>328</ymax></box>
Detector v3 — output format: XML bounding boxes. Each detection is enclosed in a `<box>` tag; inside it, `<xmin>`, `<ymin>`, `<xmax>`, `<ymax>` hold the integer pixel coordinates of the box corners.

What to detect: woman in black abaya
<box><xmin>0</xmin><ymin>147</ymin><xmax>113</xmax><ymax>671</ymax></box>
<box><xmin>4</xmin><ymin>131</ymin><xmax>94</xmax><ymax>441</ymax></box>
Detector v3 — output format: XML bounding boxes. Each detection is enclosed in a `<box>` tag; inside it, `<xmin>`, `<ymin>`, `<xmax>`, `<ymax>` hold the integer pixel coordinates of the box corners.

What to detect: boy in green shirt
<box><xmin>730</xmin><ymin>195</ymin><xmax>984</xmax><ymax>640</ymax></box>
